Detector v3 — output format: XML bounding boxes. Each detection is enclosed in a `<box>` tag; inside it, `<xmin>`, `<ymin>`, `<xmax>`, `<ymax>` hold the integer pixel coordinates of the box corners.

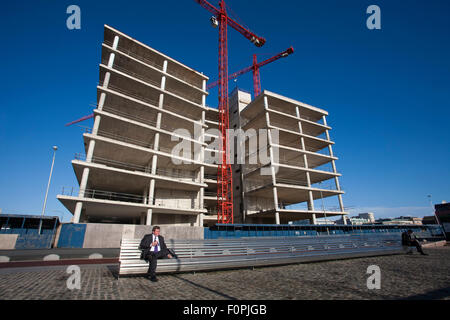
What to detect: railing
<box><xmin>102</xmin><ymin>57</ymin><xmax>203</xmax><ymax>106</ymax></box>
<box><xmin>74</xmin><ymin>153</ymin><xmax>198</xmax><ymax>182</ymax></box>
<box><xmin>101</xmin><ymin>105</ymin><xmax>194</xmax><ymax>139</ymax></box>
<box><xmin>104</xmin><ymin>39</ymin><xmax>205</xmax><ymax>89</ymax></box>
<box><xmin>80</xmin><ymin>126</ymin><xmax>200</xmax><ymax>161</ymax></box>
<box><xmin>98</xmin><ymin>83</ymin><xmax>204</xmax><ymax>121</ymax></box>
<box><xmin>268</xmin><ymin>104</ymin><xmax>324</xmax><ymax>124</ymax></box>
<box><xmin>59</xmin><ymin>187</ymin><xmax>202</xmax><ymax>209</ymax></box>
<box><xmin>104</xmin><ymin>40</ymin><xmax>164</xmax><ymax>70</ymax></box>
<box><xmin>82</xmin><ymin>127</ymin><xmax>154</xmax><ymax>149</ymax></box>
<box><xmin>243</xmin><ymin>180</ymin><xmax>273</xmax><ymax>193</ymax></box>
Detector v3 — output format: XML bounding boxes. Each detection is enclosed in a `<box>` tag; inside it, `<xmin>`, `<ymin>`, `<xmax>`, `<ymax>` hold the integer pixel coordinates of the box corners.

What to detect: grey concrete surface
<box><xmin>0</xmin><ymin>234</ymin><xmax>18</xmax><ymax>249</ymax></box>
<box><xmin>0</xmin><ymin>247</ymin><xmax>448</xmax><ymax>300</ymax></box>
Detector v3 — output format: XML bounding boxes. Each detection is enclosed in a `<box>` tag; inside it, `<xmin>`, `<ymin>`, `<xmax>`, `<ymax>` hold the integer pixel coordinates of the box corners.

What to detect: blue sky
<box><xmin>1</xmin><ymin>0</ymin><xmax>449</xmax><ymax>222</ymax></box>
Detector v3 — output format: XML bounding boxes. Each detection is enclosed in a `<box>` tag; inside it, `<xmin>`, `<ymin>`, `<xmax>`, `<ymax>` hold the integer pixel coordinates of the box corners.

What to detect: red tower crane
<box><xmin>195</xmin><ymin>0</ymin><xmax>265</xmax><ymax>224</ymax></box>
<box><xmin>207</xmin><ymin>47</ymin><xmax>294</xmax><ymax>97</ymax></box>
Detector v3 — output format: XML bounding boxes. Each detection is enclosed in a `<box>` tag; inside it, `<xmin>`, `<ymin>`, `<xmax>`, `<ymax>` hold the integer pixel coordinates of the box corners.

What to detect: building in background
<box><xmin>435</xmin><ymin>202</ymin><xmax>450</xmax><ymax>239</ymax></box>
<box><xmin>57</xmin><ymin>25</ymin><xmax>348</xmax><ymax>226</ymax></box>
<box><xmin>336</xmin><ymin>213</ymin><xmax>374</xmax><ymax>225</ymax></box>
<box><xmin>375</xmin><ymin>216</ymin><xmax>423</xmax><ymax>225</ymax></box>
<box><xmin>58</xmin><ymin>25</ymin><xmax>215</xmax><ymax>226</ymax></box>
<box><xmin>230</xmin><ymin>89</ymin><xmax>347</xmax><ymax>225</ymax></box>
<box><xmin>422</xmin><ymin>215</ymin><xmax>438</xmax><ymax>225</ymax></box>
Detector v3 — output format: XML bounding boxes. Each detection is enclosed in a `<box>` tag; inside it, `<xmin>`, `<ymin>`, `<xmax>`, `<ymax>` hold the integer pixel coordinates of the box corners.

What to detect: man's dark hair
<box><xmin>152</xmin><ymin>226</ymin><xmax>160</xmax><ymax>232</ymax></box>
<box><xmin>407</xmin><ymin>229</ymin><xmax>413</xmax><ymax>233</ymax></box>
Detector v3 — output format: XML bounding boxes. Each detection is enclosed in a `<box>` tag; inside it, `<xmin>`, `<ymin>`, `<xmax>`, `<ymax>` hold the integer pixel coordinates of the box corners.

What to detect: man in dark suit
<box><xmin>401</xmin><ymin>229</ymin><xmax>428</xmax><ymax>255</ymax></box>
<box><xmin>139</xmin><ymin>226</ymin><xmax>173</xmax><ymax>282</ymax></box>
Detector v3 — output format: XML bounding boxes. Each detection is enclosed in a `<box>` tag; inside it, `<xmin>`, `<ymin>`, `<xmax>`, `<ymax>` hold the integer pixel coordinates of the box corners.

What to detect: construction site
<box><xmin>57</xmin><ymin>20</ymin><xmax>347</xmax><ymax>228</ymax></box>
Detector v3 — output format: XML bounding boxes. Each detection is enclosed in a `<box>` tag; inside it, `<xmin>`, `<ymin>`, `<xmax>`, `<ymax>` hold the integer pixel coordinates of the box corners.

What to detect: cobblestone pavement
<box><xmin>0</xmin><ymin>247</ymin><xmax>449</xmax><ymax>300</ymax></box>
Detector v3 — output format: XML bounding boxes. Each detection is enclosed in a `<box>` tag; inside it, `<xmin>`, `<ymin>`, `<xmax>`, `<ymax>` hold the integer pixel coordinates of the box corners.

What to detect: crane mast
<box><xmin>195</xmin><ymin>0</ymin><xmax>265</xmax><ymax>224</ymax></box>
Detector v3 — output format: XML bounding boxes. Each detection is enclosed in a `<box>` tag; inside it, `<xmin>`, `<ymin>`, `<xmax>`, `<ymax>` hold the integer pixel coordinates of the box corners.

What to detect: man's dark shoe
<box><xmin>150</xmin><ymin>276</ymin><xmax>158</xmax><ymax>282</ymax></box>
<box><xmin>421</xmin><ymin>252</ymin><xmax>428</xmax><ymax>256</ymax></box>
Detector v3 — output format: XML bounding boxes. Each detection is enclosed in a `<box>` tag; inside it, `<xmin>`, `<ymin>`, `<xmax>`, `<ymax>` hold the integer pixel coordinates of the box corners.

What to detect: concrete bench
<box><xmin>118</xmin><ymin>233</ymin><xmax>403</xmax><ymax>277</ymax></box>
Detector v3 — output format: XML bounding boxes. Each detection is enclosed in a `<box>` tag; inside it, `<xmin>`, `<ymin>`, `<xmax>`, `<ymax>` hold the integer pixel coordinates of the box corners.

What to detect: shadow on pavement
<box><xmin>171</xmin><ymin>274</ymin><xmax>238</xmax><ymax>300</ymax></box>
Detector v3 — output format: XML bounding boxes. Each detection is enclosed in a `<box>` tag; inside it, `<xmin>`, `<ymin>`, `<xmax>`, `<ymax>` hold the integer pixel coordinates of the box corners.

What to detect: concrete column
<box><xmin>107</xmin><ymin>53</ymin><xmax>115</xmax><ymax>68</ymax></box>
<box><xmin>146</xmin><ymin>209</ymin><xmax>153</xmax><ymax>226</ymax></box>
<box><xmin>103</xmin><ymin>72</ymin><xmax>111</xmax><ymax>88</ymax></box>
<box><xmin>98</xmin><ymin>93</ymin><xmax>106</xmax><ymax>111</ymax></box>
<box><xmin>78</xmin><ymin>168</ymin><xmax>90</xmax><ymax>197</ymax></box>
<box><xmin>202</xmin><ymin>80</ymin><xmax>206</xmax><ymax>106</ymax></box>
<box><xmin>162</xmin><ymin>60</ymin><xmax>168</xmax><ymax>73</ymax></box>
<box><xmin>73</xmin><ymin>202</ymin><xmax>83</xmax><ymax>223</ymax></box>
<box><xmin>151</xmin><ymin>155</ymin><xmax>158</xmax><ymax>175</ymax></box>
<box><xmin>112</xmin><ymin>36</ymin><xmax>119</xmax><ymax>50</ymax></box>
<box><xmin>86</xmin><ymin>140</ymin><xmax>95</xmax><ymax>162</ymax></box>
<box><xmin>197</xmin><ymin>214</ymin><xmax>204</xmax><ymax>227</ymax></box>
<box><xmin>74</xmin><ymin>166</ymin><xmax>90</xmax><ymax>224</ymax></box>
<box><xmin>149</xmin><ymin>179</ymin><xmax>156</xmax><ymax>204</ymax></box>
<box><xmin>92</xmin><ymin>115</ymin><xmax>101</xmax><ymax>135</ymax></box>
<box><xmin>273</xmin><ymin>187</ymin><xmax>280</xmax><ymax>225</ymax></box>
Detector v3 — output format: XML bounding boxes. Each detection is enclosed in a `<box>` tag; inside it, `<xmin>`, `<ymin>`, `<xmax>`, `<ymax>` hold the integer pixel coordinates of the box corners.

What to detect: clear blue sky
<box><xmin>1</xmin><ymin>0</ymin><xmax>449</xmax><ymax>222</ymax></box>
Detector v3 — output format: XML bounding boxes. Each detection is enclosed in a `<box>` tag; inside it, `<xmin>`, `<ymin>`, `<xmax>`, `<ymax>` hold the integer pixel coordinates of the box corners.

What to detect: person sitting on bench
<box><xmin>139</xmin><ymin>226</ymin><xmax>173</xmax><ymax>282</ymax></box>
<box><xmin>401</xmin><ymin>229</ymin><xmax>428</xmax><ymax>256</ymax></box>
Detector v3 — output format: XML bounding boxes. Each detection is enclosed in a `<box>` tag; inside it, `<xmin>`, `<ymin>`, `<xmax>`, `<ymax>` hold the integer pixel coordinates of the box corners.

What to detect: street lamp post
<box><xmin>38</xmin><ymin>146</ymin><xmax>58</xmax><ymax>234</ymax></box>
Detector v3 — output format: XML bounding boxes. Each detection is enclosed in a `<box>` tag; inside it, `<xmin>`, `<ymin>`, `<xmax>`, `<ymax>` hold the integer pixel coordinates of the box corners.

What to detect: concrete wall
<box><xmin>58</xmin><ymin>221</ymin><xmax>205</xmax><ymax>249</ymax></box>
<box><xmin>155</xmin><ymin>188</ymin><xmax>198</xmax><ymax>209</ymax></box>
<box><xmin>82</xmin><ymin>223</ymin><xmax>124</xmax><ymax>248</ymax></box>
<box><xmin>122</xmin><ymin>224</ymin><xmax>204</xmax><ymax>241</ymax></box>
<box><xmin>0</xmin><ymin>234</ymin><xmax>18</xmax><ymax>249</ymax></box>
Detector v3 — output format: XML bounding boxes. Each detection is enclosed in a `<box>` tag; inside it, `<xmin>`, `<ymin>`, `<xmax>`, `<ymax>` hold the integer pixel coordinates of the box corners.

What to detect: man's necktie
<box><xmin>154</xmin><ymin>237</ymin><xmax>159</xmax><ymax>253</ymax></box>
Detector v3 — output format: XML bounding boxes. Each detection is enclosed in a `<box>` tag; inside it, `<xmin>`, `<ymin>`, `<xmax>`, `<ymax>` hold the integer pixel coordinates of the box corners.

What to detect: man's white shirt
<box><xmin>151</xmin><ymin>234</ymin><xmax>161</xmax><ymax>252</ymax></box>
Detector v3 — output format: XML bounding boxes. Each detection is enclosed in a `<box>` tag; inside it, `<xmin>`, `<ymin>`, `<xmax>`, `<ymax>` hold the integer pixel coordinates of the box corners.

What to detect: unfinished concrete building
<box><xmin>229</xmin><ymin>89</ymin><xmax>347</xmax><ymax>225</ymax></box>
<box><xmin>58</xmin><ymin>25</ymin><xmax>218</xmax><ymax>226</ymax></box>
<box><xmin>58</xmin><ymin>25</ymin><xmax>347</xmax><ymax>226</ymax></box>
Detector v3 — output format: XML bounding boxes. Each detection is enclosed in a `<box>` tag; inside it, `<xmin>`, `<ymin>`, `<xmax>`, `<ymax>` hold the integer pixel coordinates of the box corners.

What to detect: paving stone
<box><xmin>0</xmin><ymin>247</ymin><xmax>449</xmax><ymax>300</ymax></box>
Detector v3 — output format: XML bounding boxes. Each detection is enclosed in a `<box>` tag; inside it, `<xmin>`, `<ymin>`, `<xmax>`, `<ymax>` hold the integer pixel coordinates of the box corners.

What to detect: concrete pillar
<box><xmin>198</xmin><ymin>214</ymin><xmax>204</xmax><ymax>227</ymax></box>
<box><xmin>92</xmin><ymin>115</ymin><xmax>101</xmax><ymax>135</ymax></box>
<box><xmin>73</xmin><ymin>202</ymin><xmax>83</xmax><ymax>223</ymax></box>
<box><xmin>148</xmin><ymin>179</ymin><xmax>156</xmax><ymax>210</ymax></box>
<box><xmin>112</xmin><ymin>36</ymin><xmax>119</xmax><ymax>50</ymax></box>
<box><xmin>79</xmin><ymin>168</ymin><xmax>90</xmax><ymax>197</ymax></box>
<box><xmin>107</xmin><ymin>53</ymin><xmax>115</xmax><ymax>68</ymax></box>
<box><xmin>146</xmin><ymin>209</ymin><xmax>153</xmax><ymax>226</ymax></box>
<box><xmin>150</xmin><ymin>155</ymin><xmax>158</xmax><ymax>175</ymax></box>
<box><xmin>202</xmin><ymin>80</ymin><xmax>207</xmax><ymax>106</ymax></box>
<box><xmin>311</xmin><ymin>214</ymin><xmax>317</xmax><ymax>225</ymax></box>
<box><xmin>143</xmin><ymin>188</ymin><xmax>148</xmax><ymax>205</ymax></box>
<box><xmin>86</xmin><ymin>140</ymin><xmax>95</xmax><ymax>162</ymax></box>
<box><xmin>98</xmin><ymin>93</ymin><xmax>106</xmax><ymax>111</ymax></box>
<box><xmin>273</xmin><ymin>187</ymin><xmax>280</xmax><ymax>225</ymax></box>
<box><xmin>103</xmin><ymin>72</ymin><xmax>111</xmax><ymax>88</ymax></box>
